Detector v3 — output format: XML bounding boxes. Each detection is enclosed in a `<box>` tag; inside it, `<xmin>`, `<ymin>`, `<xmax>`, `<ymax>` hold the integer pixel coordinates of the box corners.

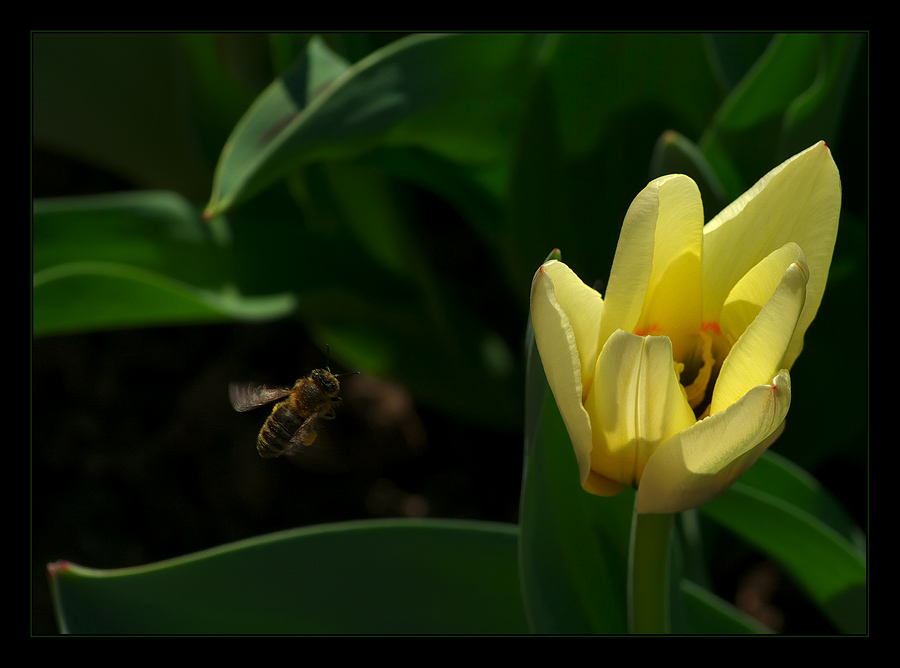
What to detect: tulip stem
<box><xmin>628</xmin><ymin>510</ymin><xmax>674</xmax><ymax>634</ymax></box>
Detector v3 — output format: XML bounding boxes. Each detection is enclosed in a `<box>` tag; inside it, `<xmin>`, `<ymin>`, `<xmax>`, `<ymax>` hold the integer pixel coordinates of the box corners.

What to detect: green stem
<box><xmin>628</xmin><ymin>510</ymin><xmax>674</xmax><ymax>634</ymax></box>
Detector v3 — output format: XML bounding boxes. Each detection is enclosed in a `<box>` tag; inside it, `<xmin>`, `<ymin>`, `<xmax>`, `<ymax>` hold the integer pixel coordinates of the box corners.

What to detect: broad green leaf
<box><xmin>711</xmin><ymin>33</ymin><xmax>821</xmax><ymax>132</ymax></box>
<box><xmin>740</xmin><ymin>451</ymin><xmax>866</xmax><ymax>552</ymax></box>
<box><xmin>680</xmin><ymin>580</ymin><xmax>771</xmax><ymax>634</ymax></box>
<box><xmin>702</xmin><ymin>464</ymin><xmax>867</xmax><ymax>634</ymax></box>
<box><xmin>779</xmin><ymin>33</ymin><xmax>864</xmax><ymax>158</ymax></box>
<box><xmin>33</xmin><ymin>191</ymin><xmax>228</xmax><ymax>285</ymax></box>
<box><xmin>317</xmin><ymin>33</ymin><xmax>411</xmax><ymax>67</ymax></box>
<box><xmin>291</xmin><ymin>160</ymin><xmax>416</xmax><ymax>278</ymax></box>
<box><xmin>701</xmin><ymin>32</ymin><xmax>861</xmax><ymax>200</ymax></box>
<box><xmin>704</xmin><ymin>33</ymin><xmax>778</xmax><ymax>93</ymax></box>
<box><xmin>205</xmin><ymin>32</ymin><xmax>535</xmax><ymax>217</ymax></box>
<box><xmin>49</xmin><ymin>519</ymin><xmax>528</xmax><ymax>634</ymax></box>
<box><xmin>520</xmin><ymin>318</ymin><xmax>634</xmax><ymax>633</ymax></box>
<box><xmin>33</xmin><ymin>191</ymin><xmax>296</xmax><ymax>336</ymax></box>
<box><xmin>176</xmin><ymin>33</ymin><xmax>275</xmax><ymax>166</ymax></box>
<box><xmin>267</xmin><ymin>33</ymin><xmax>315</xmax><ymax>75</ymax></box>
<box><xmin>33</xmin><ymin>263</ymin><xmax>296</xmax><ymax>336</ymax></box>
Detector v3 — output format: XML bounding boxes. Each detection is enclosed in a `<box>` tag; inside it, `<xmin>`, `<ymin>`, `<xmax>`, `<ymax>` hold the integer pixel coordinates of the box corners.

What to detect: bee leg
<box><xmin>291</xmin><ymin>415</ymin><xmax>318</xmax><ymax>447</ymax></box>
<box><xmin>321</xmin><ymin>396</ymin><xmax>341</xmax><ymax>420</ymax></box>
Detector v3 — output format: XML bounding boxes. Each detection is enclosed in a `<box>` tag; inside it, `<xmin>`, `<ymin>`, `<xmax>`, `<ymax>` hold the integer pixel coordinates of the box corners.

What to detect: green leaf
<box><xmin>701</xmin><ymin>33</ymin><xmax>862</xmax><ymax>200</ymax></box>
<box><xmin>34</xmin><ymin>191</ymin><xmax>226</xmax><ymax>282</ymax></box>
<box><xmin>32</xmin><ymin>191</ymin><xmax>296</xmax><ymax>336</ymax></box>
<box><xmin>779</xmin><ymin>33</ymin><xmax>864</xmax><ymax>158</ymax></box>
<box><xmin>740</xmin><ymin>451</ymin><xmax>866</xmax><ymax>552</ymax></box>
<box><xmin>711</xmin><ymin>33</ymin><xmax>821</xmax><ymax>132</ymax></box>
<box><xmin>520</xmin><ymin>319</ymin><xmax>634</xmax><ymax>633</ymax></box>
<box><xmin>702</xmin><ymin>455</ymin><xmax>867</xmax><ymax>634</ymax></box>
<box><xmin>680</xmin><ymin>580</ymin><xmax>771</xmax><ymax>634</ymax></box>
<box><xmin>33</xmin><ymin>263</ymin><xmax>296</xmax><ymax>336</ymax></box>
<box><xmin>704</xmin><ymin>33</ymin><xmax>779</xmax><ymax>93</ymax></box>
<box><xmin>205</xmin><ymin>32</ymin><xmax>535</xmax><ymax>217</ymax></box>
<box><xmin>176</xmin><ymin>33</ymin><xmax>275</xmax><ymax>167</ymax></box>
<box><xmin>49</xmin><ymin>519</ymin><xmax>528</xmax><ymax>634</ymax></box>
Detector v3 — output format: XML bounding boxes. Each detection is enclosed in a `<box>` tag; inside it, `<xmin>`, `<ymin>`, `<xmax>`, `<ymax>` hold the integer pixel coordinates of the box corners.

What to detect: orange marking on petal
<box><xmin>701</xmin><ymin>321</ymin><xmax>722</xmax><ymax>335</ymax></box>
<box><xmin>633</xmin><ymin>324</ymin><xmax>661</xmax><ymax>336</ymax></box>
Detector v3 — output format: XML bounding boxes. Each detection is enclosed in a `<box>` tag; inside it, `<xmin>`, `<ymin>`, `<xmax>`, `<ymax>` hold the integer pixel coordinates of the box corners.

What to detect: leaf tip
<box><xmin>47</xmin><ymin>560</ymin><xmax>71</xmax><ymax>577</ymax></box>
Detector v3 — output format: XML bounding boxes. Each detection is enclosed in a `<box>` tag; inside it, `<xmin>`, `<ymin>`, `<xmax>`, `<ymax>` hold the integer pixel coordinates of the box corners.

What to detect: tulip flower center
<box><xmin>671</xmin><ymin>323</ymin><xmax>732</xmax><ymax>418</ymax></box>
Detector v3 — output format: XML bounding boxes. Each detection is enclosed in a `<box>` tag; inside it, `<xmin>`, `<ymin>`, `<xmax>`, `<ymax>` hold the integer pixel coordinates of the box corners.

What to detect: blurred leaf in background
<box><xmin>33</xmin><ymin>32</ymin><xmax>866</xmax><ymax>634</ymax></box>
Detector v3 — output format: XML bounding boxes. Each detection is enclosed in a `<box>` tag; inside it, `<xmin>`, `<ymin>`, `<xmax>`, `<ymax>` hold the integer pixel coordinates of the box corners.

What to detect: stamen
<box><xmin>682</xmin><ymin>330</ymin><xmax>715</xmax><ymax>410</ymax></box>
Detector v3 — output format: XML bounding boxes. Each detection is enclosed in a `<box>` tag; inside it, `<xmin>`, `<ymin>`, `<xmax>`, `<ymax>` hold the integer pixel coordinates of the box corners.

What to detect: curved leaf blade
<box><xmin>34</xmin><ymin>191</ymin><xmax>225</xmax><ymax>282</ymax></box>
<box><xmin>702</xmin><ymin>468</ymin><xmax>867</xmax><ymax>634</ymax></box>
<box><xmin>33</xmin><ymin>262</ymin><xmax>296</xmax><ymax>336</ymax></box>
<box><xmin>711</xmin><ymin>33</ymin><xmax>821</xmax><ymax>132</ymax></box>
<box><xmin>520</xmin><ymin>318</ymin><xmax>634</xmax><ymax>633</ymax></box>
<box><xmin>681</xmin><ymin>580</ymin><xmax>771</xmax><ymax>634</ymax></box>
<box><xmin>32</xmin><ymin>191</ymin><xmax>297</xmax><ymax>336</ymax></box>
<box><xmin>205</xmin><ymin>32</ymin><xmax>535</xmax><ymax>217</ymax></box>
<box><xmin>740</xmin><ymin>451</ymin><xmax>866</xmax><ymax>552</ymax></box>
<box><xmin>49</xmin><ymin>519</ymin><xmax>527</xmax><ymax>634</ymax></box>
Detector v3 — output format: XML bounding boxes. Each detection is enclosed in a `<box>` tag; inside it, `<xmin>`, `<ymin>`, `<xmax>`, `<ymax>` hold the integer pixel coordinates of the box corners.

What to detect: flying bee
<box><xmin>230</xmin><ymin>364</ymin><xmax>358</xmax><ymax>459</ymax></box>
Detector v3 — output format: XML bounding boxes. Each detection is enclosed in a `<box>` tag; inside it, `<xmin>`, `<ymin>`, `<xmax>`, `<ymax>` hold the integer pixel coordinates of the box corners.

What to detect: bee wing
<box><xmin>229</xmin><ymin>383</ymin><xmax>292</xmax><ymax>412</ymax></box>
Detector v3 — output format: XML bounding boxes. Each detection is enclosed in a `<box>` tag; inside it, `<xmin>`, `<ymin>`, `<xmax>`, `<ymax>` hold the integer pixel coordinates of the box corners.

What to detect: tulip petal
<box><xmin>586</xmin><ymin>330</ymin><xmax>696</xmax><ymax>488</ymax></box>
<box><xmin>719</xmin><ymin>242</ymin><xmax>805</xmax><ymax>345</ymax></box>
<box><xmin>530</xmin><ymin>261</ymin><xmax>600</xmax><ymax>489</ymax></box>
<box><xmin>702</xmin><ymin>141</ymin><xmax>840</xmax><ymax>367</ymax></box>
<box><xmin>535</xmin><ymin>260</ymin><xmax>605</xmax><ymax>396</ymax></box>
<box><xmin>599</xmin><ymin>175</ymin><xmax>704</xmax><ymax>360</ymax></box>
<box><xmin>711</xmin><ymin>255</ymin><xmax>807</xmax><ymax>415</ymax></box>
<box><xmin>636</xmin><ymin>371</ymin><xmax>791</xmax><ymax>514</ymax></box>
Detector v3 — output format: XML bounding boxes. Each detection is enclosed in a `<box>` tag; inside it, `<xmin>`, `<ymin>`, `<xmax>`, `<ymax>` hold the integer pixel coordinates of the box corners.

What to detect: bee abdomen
<box><xmin>257</xmin><ymin>402</ymin><xmax>303</xmax><ymax>458</ymax></box>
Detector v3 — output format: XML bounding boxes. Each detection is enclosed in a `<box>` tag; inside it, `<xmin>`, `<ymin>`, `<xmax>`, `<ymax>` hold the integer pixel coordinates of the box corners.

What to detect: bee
<box><xmin>230</xmin><ymin>363</ymin><xmax>357</xmax><ymax>459</ymax></box>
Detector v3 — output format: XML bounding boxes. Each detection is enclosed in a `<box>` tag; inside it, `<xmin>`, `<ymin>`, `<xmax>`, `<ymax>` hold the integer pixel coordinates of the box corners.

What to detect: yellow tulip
<box><xmin>530</xmin><ymin>141</ymin><xmax>841</xmax><ymax>514</ymax></box>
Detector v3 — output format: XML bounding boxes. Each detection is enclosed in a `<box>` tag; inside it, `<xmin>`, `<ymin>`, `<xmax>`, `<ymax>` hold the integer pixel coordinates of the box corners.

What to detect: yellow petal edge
<box><xmin>636</xmin><ymin>371</ymin><xmax>791</xmax><ymax>513</ymax></box>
